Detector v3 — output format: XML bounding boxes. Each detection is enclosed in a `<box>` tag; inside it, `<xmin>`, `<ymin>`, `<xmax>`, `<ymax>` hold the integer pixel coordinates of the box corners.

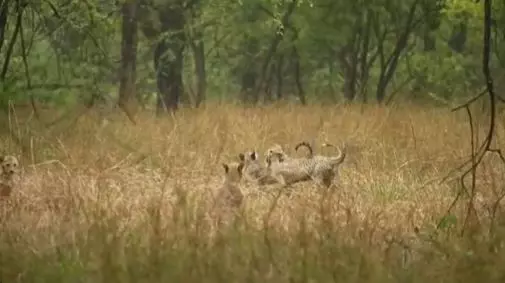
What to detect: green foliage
<box><xmin>408</xmin><ymin>47</ymin><xmax>482</xmax><ymax>100</ymax></box>
<box><xmin>0</xmin><ymin>0</ymin><xmax>500</xmax><ymax>107</ymax></box>
<box><xmin>442</xmin><ymin>0</ymin><xmax>483</xmax><ymax>21</ymax></box>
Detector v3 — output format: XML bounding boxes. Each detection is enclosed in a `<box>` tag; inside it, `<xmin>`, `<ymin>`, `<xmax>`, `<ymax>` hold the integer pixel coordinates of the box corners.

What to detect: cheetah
<box><xmin>265</xmin><ymin>144</ymin><xmax>291</xmax><ymax>163</ymax></box>
<box><xmin>294</xmin><ymin>141</ymin><xmax>347</xmax><ymax>188</ymax></box>
<box><xmin>266</xmin><ymin>152</ymin><xmax>312</xmax><ymax>187</ymax></box>
<box><xmin>266</xmin><ymin>142</ymin><xmax>346</xmax><ymax>189</ymax></box>
<box><xmin>294</xmin><ymin>141</ymin><xmax>316</xmax><ymax>158</ymax></box>
<box><xmin>239</xmin><ymin>151</ymin><xmax>280</xmax><ymax>187</ymax></box>
<box><xmin>263</xmin><ymin>142</ymin><xmax>314</xmax><ymax>188</ymax></box>
<box><xmin>1</xmin><ymin>155</ymin><xmax>19</xmax><ymax>198</ymax></box>
<box><xmin>212</xmin><ymin>161</ymin><xmax>245</xmax><ymax>223</ymax></box>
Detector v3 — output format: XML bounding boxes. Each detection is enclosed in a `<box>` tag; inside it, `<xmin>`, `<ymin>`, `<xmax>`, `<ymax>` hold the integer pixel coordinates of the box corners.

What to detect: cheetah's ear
<box><xmin>250</xmin><ymin>151</ymin><xmax>258</xmax><ymax>161</ymax></box>
<box><xmin>238</xmin><ymin>153</ymin><xmax>245</xmax><ymax>162</ymax></box>
<box><xmin>222</xmin><ymin>163</ymin><xmax>229</xmax><ymax>173</ymax></box>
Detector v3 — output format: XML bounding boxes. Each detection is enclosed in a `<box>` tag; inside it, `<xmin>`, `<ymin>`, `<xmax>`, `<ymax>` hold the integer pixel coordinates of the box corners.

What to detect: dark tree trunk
<box><xmin>375</xmin><ymin>0</ymin><xmax>420</xmax><ymax>103</ymax></box>
<box><xmin>339</xmin><ymin>40</ymin><xmax>358</xmax><ymax>101</ymax></box>
<box><xmin>263</xmin><ymin>62</ymin><xmax>275</xmax><ymax>103</ymax></box>
<box><xmin>448</xmin><ymin>22</ymin><xmax>467</xmax><ymax>53</ymax></box>
<box><xmin>154</xmin><ymin>5</ymin><xmax>186</xmax><ymax>114</ymax></box>
<box><xmin>337</xmin><ymin>7</ymin><xmax>381</xmax><ymax>104</ymax></box>
<box><xmin>240</xmin><ymin>36</ymin><xmax>259</xmax><ymax>104</ymax></box>
<box><xmin>337</xmin><ymin>3</ymin><xmax>365</xmax><ymax>102</ymax></box>
<box><xmin>118</xmin><ymin>0</ymin><xmax>139</xmax><ymax>120</ymax></box>
<box><xmin>423</xmin><ymin>31</ymin><xmax>436</xmax><ymax>51</ymax></box>
<box><xmin>276</xmin><ymin>54</ymin><xmax>284</xmax><ymax>100</ymax></box>
<box><xmin>253</xmin><ymin>0</ymin><xmax>298</xmax><ymax>101</ymax></box>
<box><xmin>239</xmin><ymin>5</ymin><xmax>260</xmax><ymax>106</ymax></box>
<box><xmin>154</xmin><ymin>38</ymin><xmax>184</xmax><ymax>113</ymax></box>
<box><xmin>188</xmin><ymin>4</ymin><xmax>206</xmax><ymax>107</ymax></box>
<box><xmin>358</xmin><ymin>11</ymin><xmax>372</xmax><ymax>103</ymax></box>
<box><xmin>190</xmin><ymin>30</ymin><xmax>206</xmax><ymax>107</ymax></box>
<box><xmin>0</xmin><ymin>0</ymin><xmax>10</xmax><ymax>54</ymax></box>
<box><xmin>291</xmin><ymin>46</ymin><xmax>306</xmax><ymax>105</ymax></box>
<box><xmin>241</xmin><ymin>69</ymin><xmax>257</xmax><ymax>104</ymax></box>
<box><xmin>420</xmin><ymin>0</ymin><xmax>441</xmax><ymax>52</ymax></box>
<box><xmin>1</xmin><ymin>0</ymin><xmax>22</xmax><ymax>81</ymax></box>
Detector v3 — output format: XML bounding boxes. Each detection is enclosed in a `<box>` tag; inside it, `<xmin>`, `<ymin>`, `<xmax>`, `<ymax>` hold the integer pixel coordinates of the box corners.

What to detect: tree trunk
<box><xmin>339</xmin><ymin>41</ymin><xmax>358</xmax><ymax>102</ymax></box>
<box><xmin>240</xmin><ymin>37</ymin><xmax>259</xmax><ymax>104</ymax></box>
<box><xmin>448</xmin><ymin>22</ymin><xmax>467</xmax><ymax>53</ymax></box>
<box><xmin>239</xmin><ymin>7</ymin><xmax>260</xmax><ymax>105</ymax></box>
<box><xmin>154</xmin><ymin>5</ymin><xmax>186</xmax><ymax>114</ymax></box>
<box><xmin>154</xmin><ymin>38</ymin><xmax>184</xmax><ymax>114</ymax></box>
<box><xmin>1</xmin><ymin>0</ymin><xmax>22</xmax><ymax>81</ymax></box>
<box><xmin>421</xmin><ymin>0</ymin><xmax>441</xmax><ymax>52</ymax></box>
<box><xmin>375</xmin><ymin>0</ymin><xmax>420</xmax><ymax>103</ymax></box>
<box><xmin>190</xmin><ymin>30</ymin><xmax>206</xmax><ymax>107</ymax></box>
<box><xmin>359</xmin><ymin>11</ymin><xmax>372</xmax><ymax>103</ymax></box>
<box><xmin>423</xmin><ymin>31</ymin><xmax>436</xmax><ymax>51</ymax></box>
<box><xmin>292</xmin><ymin>46</ymin><xmax>306</xmax><ymax>105</ymax></box>
<box><xmin>253</xmin><ymin>0</ymin><xmax>298</xmax><ymax>101</ymax></box>
<box><xmin>241</xmin><ymin>70</ymin><xmax>257</xmax><ymax>104</ymax></box>
<box><xmin>276</xmin><ymin>54</ymin><xmax>284</xmax><ymax>100</ymax></box>
<box><xmin>0</xmin><ymin>0</ymin><xmax>10</xmax><ymax>54</ymax></box>
<box><xmin>118</xmin><ymin>0</ymin><xmax>139</xmax><ymax>121</ymax></box>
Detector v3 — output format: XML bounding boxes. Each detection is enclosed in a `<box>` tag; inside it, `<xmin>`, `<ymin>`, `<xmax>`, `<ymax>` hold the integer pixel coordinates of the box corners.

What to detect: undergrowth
<box><xmin>1</xmin><ymin>102</ymin><xmax>505</xmax><ymax>282</ymax></box>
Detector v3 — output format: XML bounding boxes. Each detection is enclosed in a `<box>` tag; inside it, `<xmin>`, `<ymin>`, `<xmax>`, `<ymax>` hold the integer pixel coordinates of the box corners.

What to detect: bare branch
<box><xmin>0</xmin><ymin>0</ymin><xmax>10</xmax><ymax>53</ymax></box>
<box><xmin>253</xmin><ymin>0</ymin><xmax>299</xmax><ymax>99</ymax></box>
<box><xmin>451</xmin><ymin>88</ymin><xmax>487</xmax><ymax>112</ymax></box>
<box><xmin>439</xmin><ymin>0</ymin><xmax>498</xmax><ymax>237</ymax></box>
<box><xmin>41</xmin><ymin>0</ymin><xmax>116</xmax><ymax>69</ymax></box>
<box><xmin>18</xmin><ymin>0</ymin><xmax>40</xmax><ymax>120</ymax></box>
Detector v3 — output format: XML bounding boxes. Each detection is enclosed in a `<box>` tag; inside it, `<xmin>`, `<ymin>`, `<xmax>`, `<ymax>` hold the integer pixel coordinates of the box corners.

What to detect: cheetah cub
<box><xmin>265</xmin><ymin>144</ymin><xmax>291</xmax><ymax>163</ymax></box>
<box><xmin>265</xmin><ymin>151</ymin><xmax>312</xmax><ymax>188</ymax></box>
<box><xmin>239</xmin><ymin>151</ymin><xmax>279</xmax><ymax>187</ymax></box>
<box><xmin>213</xmin><ymin>161</ymin><xmax>245</xmax><ymax>215</ymax></box>
<box><xmin>294</xmin><ymin>141</ymin><xmax>347</xmax><ymax>188</ymax></box>
<box><xmin>1</xmin><ymin>155</ymin><xmax>19</xmax><ymax>198</ymax></box>
<box><xmin>266</xmin><ymin>142</ymin><xmax>346</xmax><ymax>189</ymax></box>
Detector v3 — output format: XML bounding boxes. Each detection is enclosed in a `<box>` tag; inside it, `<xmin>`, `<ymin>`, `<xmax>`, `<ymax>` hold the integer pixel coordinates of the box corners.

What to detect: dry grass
<box><xmin>1</xmin><ymin>102</ymin><xmax>505</xmax><ymax>282</ymax></box>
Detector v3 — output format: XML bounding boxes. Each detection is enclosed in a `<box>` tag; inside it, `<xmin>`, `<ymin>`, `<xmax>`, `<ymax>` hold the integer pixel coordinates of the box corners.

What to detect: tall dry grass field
<box><xmin>1</xmin><ymin>102</ymin><xmax>505</xmax><ymax>282</ymax></box>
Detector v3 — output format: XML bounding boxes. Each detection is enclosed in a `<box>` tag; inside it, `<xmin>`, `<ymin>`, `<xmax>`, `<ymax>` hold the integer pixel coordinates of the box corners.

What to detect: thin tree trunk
<box><xmin>1</xmin><ymin>0</ymin><xmax>22</xmax><ymax>81</ymax></box>
<box><xmin>253</xmin><ymin>0</ymin><xmax>298</xmax><ymax>100</ymax></box>
<box><xmin>118</xmin><ymin>0</ymin><xmax>139</xmax><ymax>122</ymax></box>
<box><xmin>359</xmin><ymin>10</ymin><xmax>372</xmax><ymax>103</ymax></box>
<box><xmin>292</xmin><ymin>46</ymin><xmax>306</xmax><ymax>105</ymax></box>
<box><xmin>190</xmin><ymin>30</ymin><xmax>206</xmax><ymax>107</ymax></box>
<box><xmin>0</xmin><ymin>0</ymin><xmax>10</xmax><ymax>54</ymax></box>
<box><xmin>375</xmin><ymin>0</ymin><xmax>421</xmax><ymax>103</ymax></box>
<box><xmin>276</xmin><ymin>54</ymin><xmax>284</xmax><ymax>100</ymax></box>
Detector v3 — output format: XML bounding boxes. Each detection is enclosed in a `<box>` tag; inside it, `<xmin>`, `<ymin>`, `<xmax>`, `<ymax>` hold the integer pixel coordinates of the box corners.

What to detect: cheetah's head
<box><xmin>0</xmin><ymin>155</ymin><xmax>19</xmax><ymax>178</ymax></box>
<box><xmin>239</xmin><ymin>151</ymin><xmax>260</xmax><ymax>164</ymax></box>
<box><xmin>222</xmin><ymin>161</ymin><xmax>245</xmax><ymax>183</ymax></box>
<box><xmin>266</xmin><ymin>144</ymin><xmax>287</xmax><ymax>162</ymax></box>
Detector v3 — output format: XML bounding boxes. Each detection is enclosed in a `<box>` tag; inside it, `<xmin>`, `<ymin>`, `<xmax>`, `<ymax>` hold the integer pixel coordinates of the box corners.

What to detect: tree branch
<box><xmin>0</xmin><ymin>1</ymin><xmax>23</xmax><ymax>80</ymax></box>
<box><xmin>438</xmin><ymin>0</ymin><xmax>500</xmax><ymax>237</ymax></box>
<box><xmin>253</xmin><ymin>0</ymin><xmax>298</xmax><ymax>100</ymax></box>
